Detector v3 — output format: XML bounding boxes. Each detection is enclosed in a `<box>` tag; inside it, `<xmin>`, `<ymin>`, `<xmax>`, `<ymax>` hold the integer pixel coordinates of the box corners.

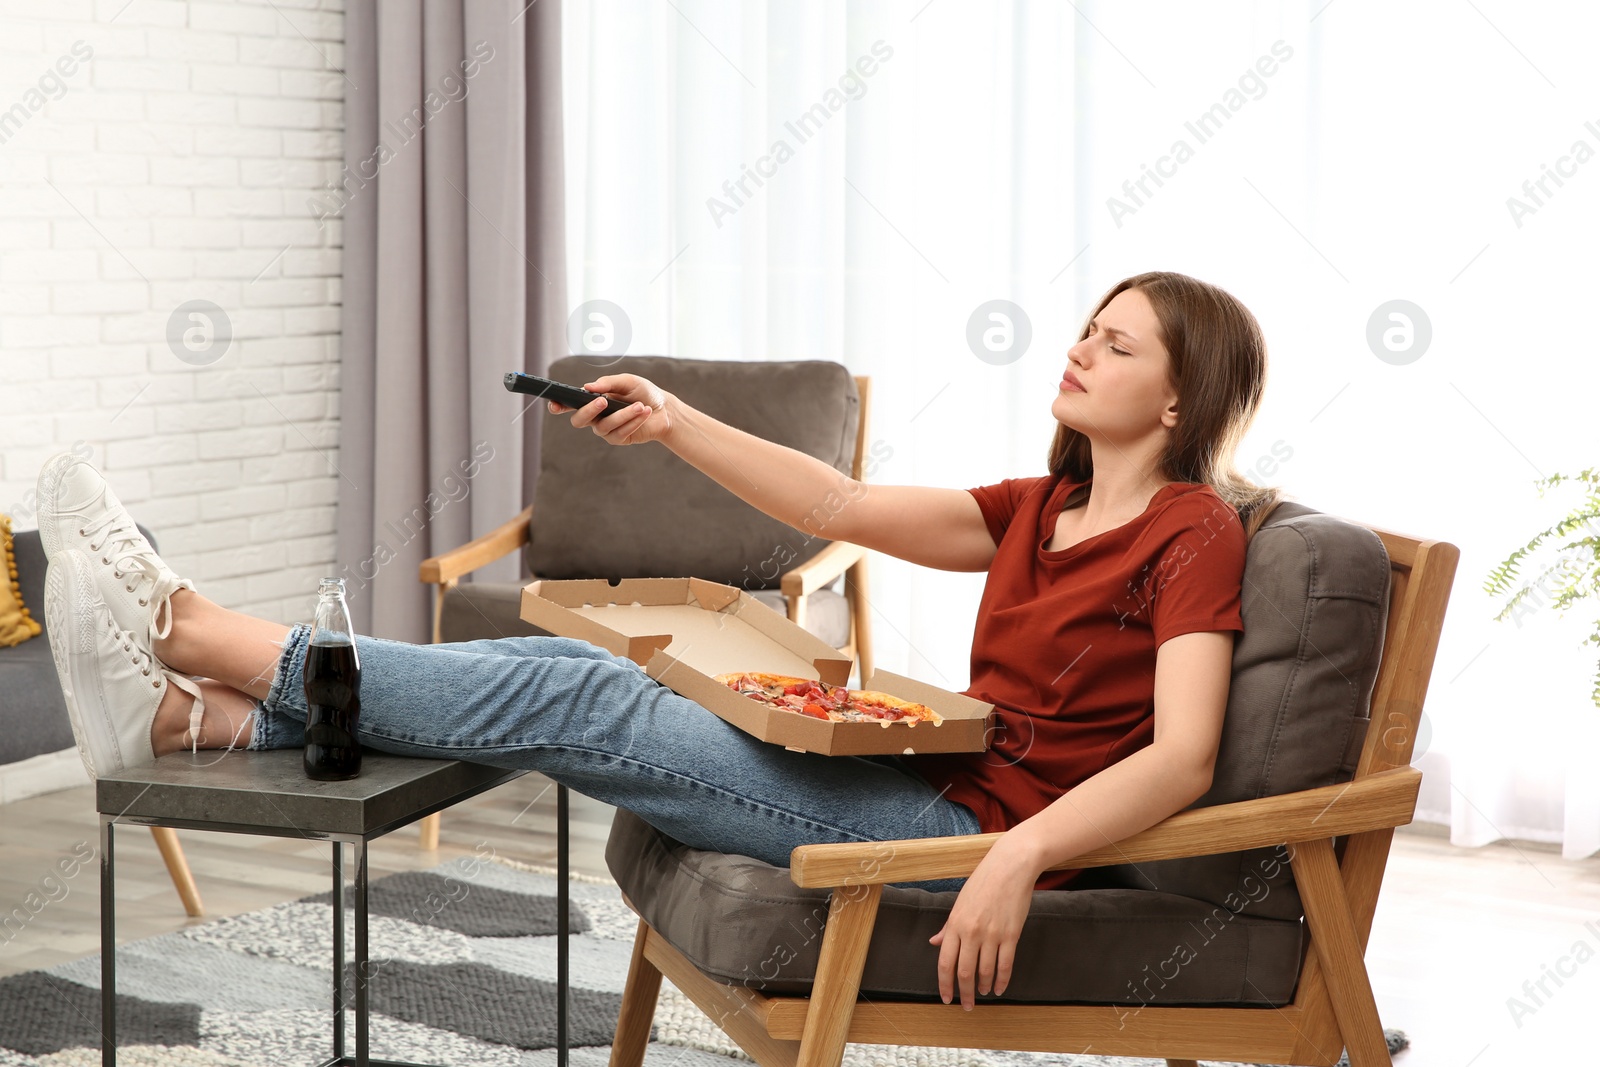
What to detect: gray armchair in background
<box><xmin>416</xmin><ymin>356</ymin><xmax>876</xmax><ymax>848</ymax></box>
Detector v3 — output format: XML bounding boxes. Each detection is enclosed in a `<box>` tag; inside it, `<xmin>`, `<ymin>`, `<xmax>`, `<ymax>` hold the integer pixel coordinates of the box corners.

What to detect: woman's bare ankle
<box><xmin>151</xmin><ymin>589</ymin><xmax>210</xmax><ymax>675</ymax></box>
<box><xmin>150</xmin><ymin>683</ymin><xmax>197</xmax><ymax>757</ymax></box>
<box><xmin>150</xmin><ymin>591</ymin><xmax>289</xmax><ymax>701</ymax></box>
<box><xmin>151</xmin><ymin>678</ymin><xmax>256</xmax><ymax>757</ymax></box>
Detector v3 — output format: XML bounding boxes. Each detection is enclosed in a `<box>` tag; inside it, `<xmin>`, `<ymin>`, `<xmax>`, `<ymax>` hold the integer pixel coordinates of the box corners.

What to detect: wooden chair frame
<box><xmin>414</xmin><ymin>375</ymin><xmax>877</xmax><ymax>849</ymax></box>
<box><xmin>606</xmin><ymin>520</ymin><xmax>1459</xmax><ymax>1067</ymax></box>
<box><xmin>149</xmin><ymin>826</ymin><xmax>204</xmax><ymax>917</ymax></box>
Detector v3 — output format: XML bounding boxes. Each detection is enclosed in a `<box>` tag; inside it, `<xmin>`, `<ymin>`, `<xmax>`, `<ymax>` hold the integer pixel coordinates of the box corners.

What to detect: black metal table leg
<box><xmin>558</xmin><ymin>783</ymin><xmax>569</xmax><ymax>1067</ymax></box>
<box><xmin>100</xmin><ymin>817</ymin><xmax>115</xmax><ymax>1067</ymax></box>
<box><xmin>332</xmin><ymin>841</ymin><xmax>345</xmax><ymax>1064</ymax></box>
<box><xmin>323</xmin><ymin>838</ymin><xmax>433</xmax><ymax>1067</ymax></box>
<box><xmin>355</xmin><ymin>838</ymin><xmax>370</xmax><ymax>1067</ymax></box>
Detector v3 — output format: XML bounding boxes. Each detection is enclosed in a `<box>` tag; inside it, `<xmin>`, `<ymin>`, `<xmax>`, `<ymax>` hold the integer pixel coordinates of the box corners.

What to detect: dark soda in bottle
<box><xmin>303</xmin><ymin>577</ymin><xmax>362</xmax><ymax>780</ymax></box>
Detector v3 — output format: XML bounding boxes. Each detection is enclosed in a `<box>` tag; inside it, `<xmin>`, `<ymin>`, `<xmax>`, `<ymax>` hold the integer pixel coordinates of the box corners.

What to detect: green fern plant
<box><xmin>1483</xmin><ymin>467</ymin><xmax>1600</xmax><ymax>708</ymax></box>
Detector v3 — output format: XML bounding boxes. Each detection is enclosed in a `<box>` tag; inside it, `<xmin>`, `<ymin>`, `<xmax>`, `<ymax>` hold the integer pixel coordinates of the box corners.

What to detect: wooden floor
<box><xmin>1</xmin><ymin>776</ymin><xmax>1596</xmax><ymax>1067</ymax></box>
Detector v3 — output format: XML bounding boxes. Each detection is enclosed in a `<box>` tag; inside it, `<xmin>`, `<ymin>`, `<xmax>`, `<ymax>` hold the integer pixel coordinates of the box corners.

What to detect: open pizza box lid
<box><xmin>520</xmin><ymin>577</ymin><xmax>994</xmax><ymax>756</ymax></box>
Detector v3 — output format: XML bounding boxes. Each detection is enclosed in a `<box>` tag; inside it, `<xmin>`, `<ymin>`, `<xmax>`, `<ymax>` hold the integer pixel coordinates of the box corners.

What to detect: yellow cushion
<box><xmin>0</xmin><ymin>513</ymin><xmax>41</xmax><ymax>648</ymax></box>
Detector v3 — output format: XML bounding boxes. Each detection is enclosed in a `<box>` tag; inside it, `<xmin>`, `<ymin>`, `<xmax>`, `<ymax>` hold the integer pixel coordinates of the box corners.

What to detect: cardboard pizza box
<box><xmin>519</xmin><ymin>577</ymin><xmax>994</xmax><ymax>756</ymax></box>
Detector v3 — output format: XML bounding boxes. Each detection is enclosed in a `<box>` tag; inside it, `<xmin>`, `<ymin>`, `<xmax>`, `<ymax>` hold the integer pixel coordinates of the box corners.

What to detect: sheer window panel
<box><xmin>561</xmin><ymin>0</ymin><xmax>1600</xmax><ymax>858</ymax></box>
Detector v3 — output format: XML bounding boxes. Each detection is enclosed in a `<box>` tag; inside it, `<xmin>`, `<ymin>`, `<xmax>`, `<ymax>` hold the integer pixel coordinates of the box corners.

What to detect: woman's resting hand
<box><xmin>547</xmin><ymin>373</ymin><xmax>675</xmax><ymax>446</ymax></box>
<box><xmin>928</xmin><ymin>830</ymin><xmax>1044</xmax><ymax>1010</ymax></box>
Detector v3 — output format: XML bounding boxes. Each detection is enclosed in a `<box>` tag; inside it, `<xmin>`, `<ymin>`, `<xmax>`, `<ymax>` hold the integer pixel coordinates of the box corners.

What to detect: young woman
<box><xmin>40</xmin><ymin>270</ymin><xmax>1278</xmax><ymax>1012</ymax></box>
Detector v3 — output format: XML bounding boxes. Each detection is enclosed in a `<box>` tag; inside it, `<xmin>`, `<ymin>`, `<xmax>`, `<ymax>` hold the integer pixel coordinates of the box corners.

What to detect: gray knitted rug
<box><xmin>0</xmin><ymin>856</ymin><xmax>1407</xmax><ymax>1066</ymax></box>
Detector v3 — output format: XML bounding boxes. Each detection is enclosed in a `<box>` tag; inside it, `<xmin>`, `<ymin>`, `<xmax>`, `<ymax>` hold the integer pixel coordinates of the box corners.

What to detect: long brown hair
<box><xmin>1046</xmin><ymin>271</ymin><xmax>1285</xmax><ymax>539</ymax></box>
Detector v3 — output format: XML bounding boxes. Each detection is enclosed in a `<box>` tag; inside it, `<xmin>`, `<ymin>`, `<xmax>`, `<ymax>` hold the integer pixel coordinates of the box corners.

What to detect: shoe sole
<box><xmin>35</xmin><ymin>451</ymin><xmax>79</xmax><ymax>562</ymax></box>
<box><xmin>45</xmin><ymin>552</ymin><xmax>119</xmax><ymax>781</ymax></box>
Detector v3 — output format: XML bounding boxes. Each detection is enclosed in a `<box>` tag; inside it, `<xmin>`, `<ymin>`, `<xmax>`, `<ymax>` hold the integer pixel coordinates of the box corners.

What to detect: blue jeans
<box><xmin>253</xmin><ymin>626</ymin><xmax>981</xmax><ymax>890</ymax></box>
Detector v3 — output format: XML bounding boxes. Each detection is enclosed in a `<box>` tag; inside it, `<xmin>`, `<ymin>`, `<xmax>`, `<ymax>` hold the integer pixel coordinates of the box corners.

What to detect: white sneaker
<box><xmin>36</xmin><ymin>452</ymin><xmax>195</xmax><ymax>647</ymax></box>
<box><xmin>44</xmin><ymin>549</ymin><xmax>206</xmax><ymax>780</ymax></box>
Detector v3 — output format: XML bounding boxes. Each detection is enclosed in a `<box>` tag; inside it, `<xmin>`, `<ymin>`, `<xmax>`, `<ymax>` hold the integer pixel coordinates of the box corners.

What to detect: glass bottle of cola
<box><xmin>303</xmin><ymin>577</ymin><xmax>362</xmax><ymax>781</ymax></box>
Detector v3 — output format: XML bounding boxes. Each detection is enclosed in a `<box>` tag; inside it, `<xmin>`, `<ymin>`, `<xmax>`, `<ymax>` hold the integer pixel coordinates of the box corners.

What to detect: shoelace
<box><xmin>81</xmin><ymin>508</ymin><xmax>145</xmax><ymax>566</ymax></box>
<box><xmin>110</xmin><ymin>617</ymin><xmax>207</xmax><ymax>753</ymax></box>
<box><xmin>84</xmin><ymin>510</ymin><xmax>193</xmax><ymax>642</ymax></box>
<box><xmin>118</xmin><ymin>559</ymin><xmax>192</xmax><ymax>641</ymax></box>
<box><xmin>166</xmin><ymin>670</ymin><xmax>208</xmax><ymax>754</ymax></box>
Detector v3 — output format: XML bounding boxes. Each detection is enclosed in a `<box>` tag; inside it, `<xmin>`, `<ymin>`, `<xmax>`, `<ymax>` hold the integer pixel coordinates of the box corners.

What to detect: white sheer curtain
<box><xmin>561</xmin><ymin>0</ymin><xmax>1600</xmax><ymax>860</ymax></box>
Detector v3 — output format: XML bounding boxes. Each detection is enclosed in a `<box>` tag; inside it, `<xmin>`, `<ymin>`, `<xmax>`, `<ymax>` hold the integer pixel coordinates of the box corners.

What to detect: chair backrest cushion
<box><xmin>528</xmin><ymin>356</ymin><xmax>860</xmax><ymax>588</ymax></box>
<box><xmin>1089</xmin><ymin>500</ymin><xmax>1392</xmax><ymax>921</ymax></box>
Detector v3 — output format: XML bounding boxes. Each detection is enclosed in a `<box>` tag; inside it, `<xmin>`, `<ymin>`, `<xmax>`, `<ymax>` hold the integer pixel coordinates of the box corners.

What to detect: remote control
<box><xmin>504</xmin><ymin>372</ymin><xmax>632</xmax><ymax>418</ymax></box>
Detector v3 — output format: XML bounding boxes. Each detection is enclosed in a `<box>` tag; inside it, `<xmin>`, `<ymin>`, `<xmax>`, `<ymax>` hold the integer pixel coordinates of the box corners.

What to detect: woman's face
<box><xmin>1051</xmin><ymin>287</ymin><xmax>1179</xmax><ymax>441</ymax></box>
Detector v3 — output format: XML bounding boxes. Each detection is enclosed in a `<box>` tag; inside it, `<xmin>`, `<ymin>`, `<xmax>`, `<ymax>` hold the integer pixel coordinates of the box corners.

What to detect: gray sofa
<box><xmin>604</xmin><ymin>499</ymin><xmax>1393</xmax><ymax>1006</ymax></box>
<box><xmin>1</xmin><ymin>525</ymin><xmax>168</xmax><ymax>771</ymax></box>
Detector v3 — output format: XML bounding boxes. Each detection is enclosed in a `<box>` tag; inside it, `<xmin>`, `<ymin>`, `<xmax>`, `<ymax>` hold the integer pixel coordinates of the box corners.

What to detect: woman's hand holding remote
<box><xmin>547</xmin><ymin>373</ymin><xmax>676</xmax><ymax>447</ymax></box>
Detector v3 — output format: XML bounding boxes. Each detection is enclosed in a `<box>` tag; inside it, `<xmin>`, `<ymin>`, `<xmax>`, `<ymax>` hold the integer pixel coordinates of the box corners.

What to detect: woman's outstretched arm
<box><xmin>929</xmin><ymin>629</ymin><xmax>1237</xmax><ymax>1009</ymax></box>
<box><xmin>549</xmin><ymin>372</ymin><xmax>1000</xmax><ymax>572</ymax></box>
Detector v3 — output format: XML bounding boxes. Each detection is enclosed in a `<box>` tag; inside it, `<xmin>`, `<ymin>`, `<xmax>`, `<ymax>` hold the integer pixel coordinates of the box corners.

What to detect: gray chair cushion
<box><xmin>1093</xmin><ymin>501</ymin><xmax>1391</xmax><ymax>921</ymax></box>
<box><xmin>1</xmin><ymin>526</ymin><xmax>163</xmax><ymax>767</ymax></box>
<box><xmin>440</xmin><ymin>578</ymin><xmax>852</xmax><ymax>651</ymax></box>
<box><xmin>602</xmin><ymin>500</ymin><xmax>1393</xmax><ymax>1005</ymax></box>
<box><xmin>5</xmin><ymin>528</ymin><xmax>80</xmax><ymax>765</ymax></box>
<box><xmin>606</xmin><ymin>807</ymin><xmax>1303</xmax><ymax>1004</ymax></box>
<box><xmin>527</xmin><ymin>356</ymin><xmax>859</xmax><ymax>589</ymax></box>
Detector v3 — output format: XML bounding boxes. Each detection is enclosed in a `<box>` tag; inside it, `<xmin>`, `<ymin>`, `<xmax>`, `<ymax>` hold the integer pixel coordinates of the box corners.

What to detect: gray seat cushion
<box><xmin>440</xmin><ymin>578</ymin><xmax>852</xmax><ymax>651</ymax></box>
<box><xmin>605</xmin><ymin>805</ymin><xmax>1302</xmax><ymax>1003</ymax></box>
<box><xmin>1</xmin><ymin>526</ymin><xmax>162</xmax><ymax>767</ymax></box>
<box><xmin>527</xmin><ymin>356</ymin><xmax>860</xmax><ymax>589</ymax></box>
<box><xmin>603</xmin><ymin>500</ymin><xmax>1393</xmax><ymax>1005</ymax></box>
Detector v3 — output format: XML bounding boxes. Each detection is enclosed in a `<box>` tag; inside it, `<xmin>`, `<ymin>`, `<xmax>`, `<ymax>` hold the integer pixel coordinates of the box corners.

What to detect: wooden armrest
<box><xmin>780</xmin><ymin>540</ymin><xmax>867</xmax><ymax>599</ymax></box>
<box><xmin>418</xmin><ymin>506</ymin><xmax>534</xmax><ymax>585</ymax></box>
<box><xmin>788</xmin><ymin>766</ymin><xmax>1422</xmax><ymax>888</ymax></box>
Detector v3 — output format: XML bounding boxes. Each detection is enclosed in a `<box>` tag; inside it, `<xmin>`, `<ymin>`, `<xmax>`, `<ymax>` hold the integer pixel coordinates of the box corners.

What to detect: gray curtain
<box><xmin>337</xmin><ymin>0</ymin><xmax>566</xmax><ymax>639</ymax></box>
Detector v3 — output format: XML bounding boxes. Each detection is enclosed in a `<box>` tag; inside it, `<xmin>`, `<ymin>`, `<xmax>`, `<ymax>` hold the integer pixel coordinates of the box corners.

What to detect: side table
<box><xmin>94</xmin><ymin>749</ymin><xmax>563</xmax><ymax>1067</ymax></box>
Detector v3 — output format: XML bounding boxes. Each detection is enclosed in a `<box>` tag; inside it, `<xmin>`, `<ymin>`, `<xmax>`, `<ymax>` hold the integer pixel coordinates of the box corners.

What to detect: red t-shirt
<box><xmin>902</xmin><ymin>473</ymin><xmax>1247</xmax><ymax>890</ymax></box>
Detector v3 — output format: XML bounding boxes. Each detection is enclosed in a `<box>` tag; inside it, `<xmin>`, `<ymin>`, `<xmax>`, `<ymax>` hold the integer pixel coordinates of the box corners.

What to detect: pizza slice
<box><xmin>712</xmin><ymin>672</ymin><xmax>942</xmax><ymax>726</ymax></box>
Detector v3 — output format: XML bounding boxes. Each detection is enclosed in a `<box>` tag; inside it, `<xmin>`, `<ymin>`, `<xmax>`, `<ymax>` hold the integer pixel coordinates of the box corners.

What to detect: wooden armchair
<box><xmin>417</xmin><ymin>357</ymin><xmax>877</xmax><ymax>849</ymax></box>
<box><xmin>603</xmin><ymin>510</ymin><xmax>1459</xmax><ymax>1067</ymax></box>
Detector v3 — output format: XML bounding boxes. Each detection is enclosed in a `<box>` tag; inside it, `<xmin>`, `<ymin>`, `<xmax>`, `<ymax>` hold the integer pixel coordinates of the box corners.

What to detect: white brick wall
<box><xmin>0</xmin><ymin>0</ymin><xmax>345</xmax><ymax>626</ymax></box>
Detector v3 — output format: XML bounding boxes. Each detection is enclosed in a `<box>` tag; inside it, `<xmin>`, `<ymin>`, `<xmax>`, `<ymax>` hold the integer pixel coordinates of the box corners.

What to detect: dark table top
<box><xmin>95</xmin><ymin>748</ymin><xmax>524</xmax><ymax>839</ymax></box>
